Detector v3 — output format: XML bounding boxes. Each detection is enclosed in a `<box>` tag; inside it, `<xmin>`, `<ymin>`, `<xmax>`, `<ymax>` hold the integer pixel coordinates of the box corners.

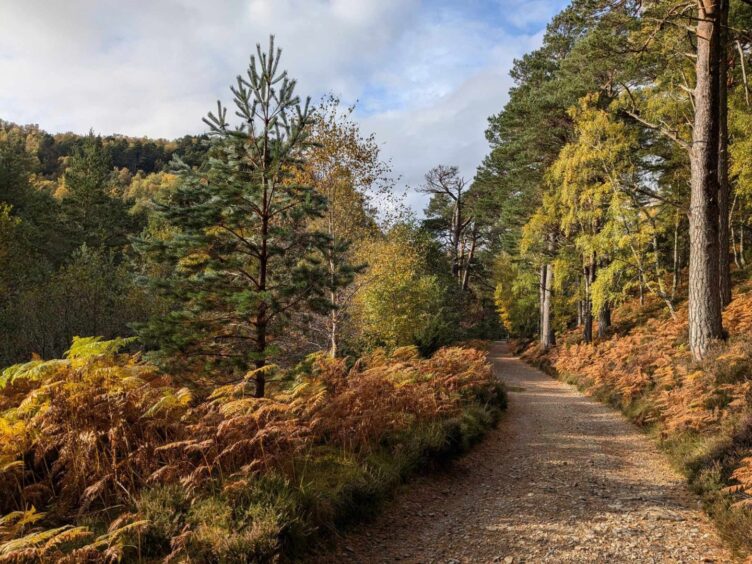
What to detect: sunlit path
<box><xmin>321</xmin><ymin>342</ymin><xmax>732</xmax><ymax>563</ymax></box>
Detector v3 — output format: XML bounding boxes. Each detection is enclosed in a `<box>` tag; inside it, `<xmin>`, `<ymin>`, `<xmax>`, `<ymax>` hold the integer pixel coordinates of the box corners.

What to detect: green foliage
<box><xmin>493</xmin><ymin>253</ymin><xmax>539</xmax><ymax>338</ymax></box>
<box><xmin>413</xmin><ymin>310</ymin><xmax>458</xmax><ymax>357</ymax></box>
<box><xmin>353</xmin><ymin>224</ymin><xmax>446</xmax><ymax>349</ymax></box>
<box><xmin>137</xmin><ymin>39</ymin><xmax>338</xmax><ymax>387</ymax></box>
<box><xmin>0</xmin><ymin>121</ymin><xmax>171</xmax><ymax>368</ymax></box>
<box><xmin>1</xmin><ymin>245</ymin><xmax>152</xmax><ymax>363</ymax></box>
<box><xmin>61</xmin><ymin>135</ymin><xmax>144</xmax><ymax>254</ymax></box>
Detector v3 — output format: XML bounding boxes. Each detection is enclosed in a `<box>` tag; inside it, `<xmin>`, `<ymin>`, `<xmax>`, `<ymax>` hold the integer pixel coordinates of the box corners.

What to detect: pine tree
<box><xmin>419</xmin><ymin>165</ymin><xmax>476</xmax><ymax>289</ymax></box>
<box><xmin>61</xmin><ymin>135</ymin><xmax>138</xmax><ymax>255</ymax></box>
<box><xmin>137</xmin><ymin>38</ymin><xmax>334</xmax><ymax>397</ymax></box>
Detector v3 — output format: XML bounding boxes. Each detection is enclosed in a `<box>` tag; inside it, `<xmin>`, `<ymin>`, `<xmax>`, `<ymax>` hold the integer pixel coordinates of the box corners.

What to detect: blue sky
<box><xmin>0</xmin><ymin>0</ymin><xmax>569</xmax><ymax>210</ymax></box>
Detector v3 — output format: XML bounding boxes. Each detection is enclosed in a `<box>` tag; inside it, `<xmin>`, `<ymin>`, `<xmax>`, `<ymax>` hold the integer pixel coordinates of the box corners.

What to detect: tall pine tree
<box><xmin>138</xmin><ymin>37</ymin><xmax>334</xmax><ymax>397</ymax></box>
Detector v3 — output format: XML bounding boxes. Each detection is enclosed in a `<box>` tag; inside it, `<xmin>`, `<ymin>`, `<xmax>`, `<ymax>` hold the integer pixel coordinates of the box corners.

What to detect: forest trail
<box><xmin>319</xmin><ymin>342</ymin><xmax>733</xmax><ymax>563</ymax></box>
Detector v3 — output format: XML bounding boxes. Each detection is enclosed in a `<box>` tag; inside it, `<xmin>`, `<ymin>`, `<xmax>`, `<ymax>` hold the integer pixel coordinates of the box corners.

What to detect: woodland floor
<box><xmin>315</xmin><ymin>342</ymin><xmax>734</xmax><ymax>563</ymax></box>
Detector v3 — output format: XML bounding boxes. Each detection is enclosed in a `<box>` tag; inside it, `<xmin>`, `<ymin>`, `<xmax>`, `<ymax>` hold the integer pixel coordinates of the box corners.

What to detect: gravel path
<box><xmin>317</xmin><ymin>342</ymin><xmax>733</xmax><ymax>563</ymax></box>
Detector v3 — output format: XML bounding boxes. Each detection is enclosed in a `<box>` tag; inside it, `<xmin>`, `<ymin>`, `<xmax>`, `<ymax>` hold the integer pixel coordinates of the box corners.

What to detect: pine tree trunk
<box><xmin>254</xmin><ymin>318</ymin><xmax>267</xmax><ymax>398</ymax></box>
<box><xmin>597</xmin><ymin>303</ymin><xmax>610</xmax><ymax>339</ymax></box>
<box><xmin>461</xmin><ymin>226</ymin><xmax>477</xmax><ymax>291</ymax></box>
<box><xmin>541</xmin><ymin>262</ymin><xmax>555</xmax><ymax>349</ymax></box>
<box><xmin>539</xmin><ymin>264</ymin><xmax>546</xmax><ymax>336</ymax></box>
<box><xmin>718</xmin><ymin>0</ymin><xmax>732</xmax><ymax>307</ymax></box>
<box><xmin>452</xmin><ymin>201</ymin><xmax>462</xmax><ymax>281</ymax></box>
<box><xmin>688</xmin><ymin>0</ymin><xmax>725</xmax><ymax>360</ymax></box>
<box><xmin>583</xmin><ymin>307</ymin><xmax>593</xmax><ymax>344</ymax></box>
<box><xmin>731</xmin><ymin>194</ymin><xmax>739</xmax><ymax>267</ymax></box>
<box><xmin>741</xmin><ymin>223</ymin><xmax>747</xmax><ymax>267</ymax></box>
<box><xmin>672</xmin><ymin>212</ymin><xmax>681</xmax><ymax>299</ymax></box>
<box><xmin>582</xmin><ymin>260</ymin><xmax>595</xmax><ymax>344</ymax></box>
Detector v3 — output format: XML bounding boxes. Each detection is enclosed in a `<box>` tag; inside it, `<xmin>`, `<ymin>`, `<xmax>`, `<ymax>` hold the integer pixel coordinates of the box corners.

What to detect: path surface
<box><xmin>318</xmin><ymin>342</ymin><xmax>733</xmax><ymax>563</ymax></box>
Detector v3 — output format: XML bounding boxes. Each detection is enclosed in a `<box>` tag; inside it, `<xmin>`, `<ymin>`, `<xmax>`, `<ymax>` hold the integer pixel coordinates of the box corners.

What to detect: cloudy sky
<box><xmin>0</xmin><ymin>0</ymin><xmax>568</xmax><ymax>210</ymax></box>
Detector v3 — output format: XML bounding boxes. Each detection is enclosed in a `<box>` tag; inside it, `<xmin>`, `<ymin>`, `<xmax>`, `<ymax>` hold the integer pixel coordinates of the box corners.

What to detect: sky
<box><xmin>0</xmin><ymin>0</ymin><xmax>569</xmax><ymax>211</ymax></box>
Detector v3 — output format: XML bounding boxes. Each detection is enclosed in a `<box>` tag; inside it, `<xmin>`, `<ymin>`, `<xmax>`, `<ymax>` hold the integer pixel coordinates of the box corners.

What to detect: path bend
<box><xmin>319</xmin><ymin>342</ymin><xmax>732</xmax><ymax>563</ymax></box>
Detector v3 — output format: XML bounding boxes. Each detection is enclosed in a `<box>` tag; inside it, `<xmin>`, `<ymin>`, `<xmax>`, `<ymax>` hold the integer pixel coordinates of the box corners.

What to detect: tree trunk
<box><xmin>254</xmin><ymin>311</ymin><xmax>267</xmax><ymax>398</ymax></box>
<box><xmin>255</xmin><ymin>191</ymin><xmax>270</xmax><ymax>398</ymax></box>
<box><xmin>741</xmin><ymin>223</ymin><xmax>747</xmax><ymax>267</ymax></box>
<box><xmin>718</xmin><ymin>0</ymin><xmax>731</xmax><ymax>307</ymax></box>
<box><xmin>582</xmin><ymin>260</ymin><xmax>595</xmax><ymax>344</ymax></box>
<box><xmin>672</xmin><ymin>212</ymin><xmax>681</xmax><ymax>299</ymax></box>
<box><xmin>731</xmin><ymin>193</ymin><xmax>739</xmax><ymax>267</ymax></box>
<box><xmin>583</xmin><ymin>306</ymin><xmax>593</xmax><ymax>343</ymax></box>
<box><xmin>452</xmin><ymin>200</ymin><xmax>462</xmax><ymax>281</ymax></box>
<box><xmin>541</xmin><ymin>262</ymin><xmax>555</xmax><ymax>349</ymax></box>
<box><xmin>688</xmin><ymin>0</ymin><xmax>725</xmax><ymax>360</ymax></box>
<box><xmin>639</xmin><ymin>276</ymin><xmax>644</xmax><ymax>307</ymax></box>
<box><xmin>597</xmin><ymin>303</ymin><xmax>610</xmax><ymax>339</ymax></box>
<box><xmin>539</xmin><ymin>264</ymin><xmax>546</xmax><ymax>336</ymax></box>
<box><xmin>329</xmin><ymin>293</ymin><xmax>338</xmax><ymax>358</ymax></box>
<box><xmin>460</xmin><ymin>225</ymin><xmax>477</xmax><ymax>291</ymax></box>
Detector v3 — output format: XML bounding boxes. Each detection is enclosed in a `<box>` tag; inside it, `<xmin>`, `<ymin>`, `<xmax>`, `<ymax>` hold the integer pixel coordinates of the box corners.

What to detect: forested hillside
<box><xmin>0</xmin><ymin>121</ymin><xmax>207</xmax><ymax>365</ymax></box>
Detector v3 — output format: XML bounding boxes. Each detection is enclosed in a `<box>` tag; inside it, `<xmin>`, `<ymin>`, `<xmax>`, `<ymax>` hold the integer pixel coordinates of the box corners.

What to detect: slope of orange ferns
<box><xmin>526</xmin><ymin>288</ymin><xmax>752</xmax><ymax>433</ymax></box>
<box><xmin>0</xmin><ymin>340</ymin><xmax>503</xmax><ymax>561</ymax></box>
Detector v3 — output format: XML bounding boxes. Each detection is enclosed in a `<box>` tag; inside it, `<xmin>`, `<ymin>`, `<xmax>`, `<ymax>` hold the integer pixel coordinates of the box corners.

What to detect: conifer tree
<box><xmin>138</xmin><ymin>37</ymin><xmax>333</xmax><ymax>397</ymax></box>
<box><xmin>62</xmin><ymin>135</ymin><xmax>137</xmax><ymax>255</ymax></box>
<box><xmin>419</xmin><ymin>165</ymin><xmax>476</xmax><ymax>289</ymax></box>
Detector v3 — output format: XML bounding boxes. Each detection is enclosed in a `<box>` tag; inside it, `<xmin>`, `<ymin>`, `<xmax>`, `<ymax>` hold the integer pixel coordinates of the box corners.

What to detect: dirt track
<box><xmin>318</xmin><ymin>342</ymin><xmax>733</xmax><ymax>563</ymax></box>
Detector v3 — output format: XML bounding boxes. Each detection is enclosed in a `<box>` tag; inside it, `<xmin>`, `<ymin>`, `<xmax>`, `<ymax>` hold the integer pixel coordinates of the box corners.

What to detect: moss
<box><xmin>135</xmin><ymin>484</ymin><xmax>192</xmax><ymax>556</ymax></box>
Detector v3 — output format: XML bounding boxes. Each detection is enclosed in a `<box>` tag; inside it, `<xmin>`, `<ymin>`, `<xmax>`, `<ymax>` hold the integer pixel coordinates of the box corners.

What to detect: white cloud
<box><xmin>0</xmin><ymin>0</ymin><xmax>565</xmax><ymax>211</ymax></box>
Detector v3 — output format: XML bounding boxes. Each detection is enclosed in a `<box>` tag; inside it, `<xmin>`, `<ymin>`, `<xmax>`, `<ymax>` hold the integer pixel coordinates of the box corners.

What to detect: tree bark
<box><xmin>731</xmin><ymin>193</ymin><xmax>739</xmax><ymax>267</ymax></box>
<box><xmin>460</xmin><ymin>224</ymin><xmax>477</xmax><ymax>291</ymax></box>
<box><xmin>672</xmin><ymin>212</ymin><xmax>681</xmax><ymax>299</ymax></box>
<box><xmin>329</xmin><ymin>292</ymin><xmax>338</xmax><ymax>358</ymax></box>
<box><xmin>718</xmin><ymin>0</ymin><xmax>732</xmax><ymax>307</ymax></box>
<box><xmin>452</xmin><ymin>197</ymin><xmax>462</xmax><ymax>282</ymax></box>
<box><xmin>741</xmin><ymin>222</ymin><xmax>747</xmax><ymax>267</ymax></box>
<box><xmin>582</xmin><ymin>259</ymin><xmax>595</xmax><ymax>344</ymax></box>
<box><xmin>688</xmin><ymin>0</ymin><xmax>725</xmax><ymax>360</ymax></box>
<box><xmin>539</xmin><ymin>264</ymin><xmax>546</xmax><ymax>336</ymax></box>
<box><xmin>583</xmin><ymin>304</ymin><xmax>593</xmax><ymax>343</ymax></box>
<box><xmin>541</xmin><ymin>262</ymin><xmax>555</xmax><ymax>349</ymax></box>
<box><xmin>597</xmin><ymin>303</ymin><xmax>611</xmax><ymax>339</ymax></box>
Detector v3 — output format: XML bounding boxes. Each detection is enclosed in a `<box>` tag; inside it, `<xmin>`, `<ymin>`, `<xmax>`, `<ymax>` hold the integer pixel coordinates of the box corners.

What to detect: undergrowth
<box><xmin>523</xmin><ymin>286</ymin><xmax>752</xmax><ymax>556</ymax></box>
<box><xmin>0</xmin><ymin>338</ymin><xmax>505</xmax><ymax>562</ymax></box>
